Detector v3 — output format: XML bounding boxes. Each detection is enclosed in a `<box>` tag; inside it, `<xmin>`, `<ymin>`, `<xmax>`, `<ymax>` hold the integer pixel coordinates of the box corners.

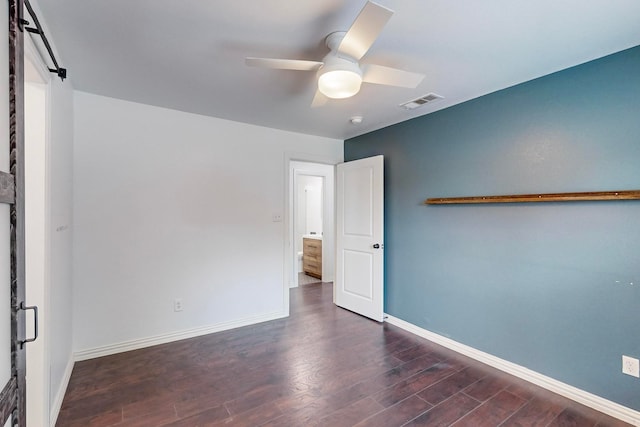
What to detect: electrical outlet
<box><xmin>622</xmin><ymin>355</ymin><xmax>639</xmax><ymax>377</ymax></box>
<box><xmin>174</xmin><ymin>298</ymin><xmax>183</xmax><ymax>312</ymax></box>
<box><xmin>272</xmin><ymin>213</ymin><xmax>283</xmax><ymax>222</ymax></box>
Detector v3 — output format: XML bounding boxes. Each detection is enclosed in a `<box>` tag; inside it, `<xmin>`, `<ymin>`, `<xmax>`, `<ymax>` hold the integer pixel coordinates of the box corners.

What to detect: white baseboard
<box><xmin>385</xmin><ymin>314</ymin><xmax>640</xmax><ymax>426</ymax></box>
<box><xmin>73</xmin><ymin>310</ymin><xmax>288</xmax><ymax>362</ymax></box>
<box><xmin>49</xmin><ymin>355</ymin><xmax>74</xmax><ymax>427</ymax></box>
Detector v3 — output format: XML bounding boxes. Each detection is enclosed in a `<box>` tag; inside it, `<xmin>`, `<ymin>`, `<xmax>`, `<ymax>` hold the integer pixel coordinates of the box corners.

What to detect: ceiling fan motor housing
<box><xmin>317</xmin><ymin>31</ymin><xmax>364</xmax><ymax>99</ymax></box>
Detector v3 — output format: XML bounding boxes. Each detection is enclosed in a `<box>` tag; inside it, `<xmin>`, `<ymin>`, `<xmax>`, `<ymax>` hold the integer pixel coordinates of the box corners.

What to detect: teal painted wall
<box><xmin>345</xmin><ymin>46</ymin><xmax>640</xmax><ymax>411</ymax></box>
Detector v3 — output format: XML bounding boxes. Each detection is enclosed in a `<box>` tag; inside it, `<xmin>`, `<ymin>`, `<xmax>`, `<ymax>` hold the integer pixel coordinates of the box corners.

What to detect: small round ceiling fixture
<box><xmin>350</xmin><ymin>116</ymin><xmax>363</xmax><ymax>125</ymax></box>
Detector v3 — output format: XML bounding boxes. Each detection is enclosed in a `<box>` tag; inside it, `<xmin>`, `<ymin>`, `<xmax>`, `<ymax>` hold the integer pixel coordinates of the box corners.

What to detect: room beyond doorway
<box><xmin>288</xmin><ymin>161</ymin><xmax>335</xmax><ymax>288</ymax></box>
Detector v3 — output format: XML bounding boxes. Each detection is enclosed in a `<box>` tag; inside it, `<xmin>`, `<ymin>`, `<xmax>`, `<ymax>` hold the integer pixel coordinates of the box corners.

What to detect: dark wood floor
<box><xmin>57</xmin><ymin>282</ymin><xmax>633</xmax><ymax>427</ymax></box>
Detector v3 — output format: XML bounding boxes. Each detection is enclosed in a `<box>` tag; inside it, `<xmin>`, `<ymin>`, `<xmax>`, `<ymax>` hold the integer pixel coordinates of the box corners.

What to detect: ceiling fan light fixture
<box><xmin>318</xmin><ymin>69</ymin><xmax>362</xmax><ymax>99</ymax></box>
<box><xmin>317</xmin><ymin>55</ymin><xmax>363</xmax><ymax>99</ymax></box>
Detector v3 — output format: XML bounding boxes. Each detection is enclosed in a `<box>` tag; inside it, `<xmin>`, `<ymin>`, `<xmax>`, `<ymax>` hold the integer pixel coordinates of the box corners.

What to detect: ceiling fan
<box><xmin>245</xmin><ymin>1</ymin><xmax>425</xmax><ymax>107</ymax></box>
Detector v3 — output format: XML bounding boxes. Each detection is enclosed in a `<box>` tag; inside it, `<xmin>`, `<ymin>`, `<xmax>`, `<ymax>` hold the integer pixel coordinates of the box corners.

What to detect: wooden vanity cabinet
<box><xmin>302</xmin><ymin>238</ymin><xmax>322</xmax><ymax>279</ymax></box>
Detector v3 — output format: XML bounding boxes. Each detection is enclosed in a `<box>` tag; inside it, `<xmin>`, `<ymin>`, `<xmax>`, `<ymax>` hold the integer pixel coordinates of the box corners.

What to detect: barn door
<box><xmin>1</xmin><ymin>0</ymin><xmax>27</xmax><ymax>425</ymax></box>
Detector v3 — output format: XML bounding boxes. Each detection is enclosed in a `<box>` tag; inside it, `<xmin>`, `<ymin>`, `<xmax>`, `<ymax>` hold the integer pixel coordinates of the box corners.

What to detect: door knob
<box><xmin>373</xmin><ymin>243</ymin><xmax>380</xmax><ymax>249</ymax></box>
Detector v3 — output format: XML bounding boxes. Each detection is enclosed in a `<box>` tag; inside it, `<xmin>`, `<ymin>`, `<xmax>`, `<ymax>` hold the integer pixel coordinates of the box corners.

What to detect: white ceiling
<box><xmin>36</xmin><ymin>0</ymin><xmax>640</xmax><ymax>140</ymax></box>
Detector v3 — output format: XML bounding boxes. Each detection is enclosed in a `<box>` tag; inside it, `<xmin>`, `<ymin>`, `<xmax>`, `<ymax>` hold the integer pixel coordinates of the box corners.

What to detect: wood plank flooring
<box><xmin>298</xmin><ymin>272</ymin><xmax>322</xmax><ymax>286</ymax></box>
<box><xmin>56</xmin><ymin>282</ymin><xmax>633</xmax><ymax>426</ymax></box>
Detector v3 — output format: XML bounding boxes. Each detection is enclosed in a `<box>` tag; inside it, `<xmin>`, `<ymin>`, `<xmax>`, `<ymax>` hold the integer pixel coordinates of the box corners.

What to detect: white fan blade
<box><xmin>362</xmin><ymin>64</ymin><xmax>425</xmax><ymax>88</ymax></box>
<box><xmin>245</xmin><ymin>57</ymin><xmax>323</xmax><ymax>71</ymax></box>
<box><xmin>311</xmin><ymin>90</ymin><xmax>328</xmax><ymax>108</ymax></box>
<box><xmin>338</xmin><ymin>1</ymin><xmax>393</xmax><ymax>61</ymax></box>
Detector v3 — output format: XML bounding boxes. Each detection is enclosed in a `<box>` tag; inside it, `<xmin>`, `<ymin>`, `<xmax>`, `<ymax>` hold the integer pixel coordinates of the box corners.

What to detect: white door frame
<box><xmin>283</xmin><ymin>153</ymin><xmax>337</xmax><ymax>310</ymax></box>
<box><xmin>24</xmin><ymin>32</ymin><xmax>52</xmax><ymax>427</ymax></box>
<box><xmin>290</xmin><ymin>163</ymin><xmax>335</xmax><ymax>287</ymax></box>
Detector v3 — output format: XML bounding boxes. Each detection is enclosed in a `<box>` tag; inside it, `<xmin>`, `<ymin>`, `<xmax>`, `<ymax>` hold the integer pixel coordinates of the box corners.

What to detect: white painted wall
<box><xmin>303</xmin><ymin>177</ymin><xmax>323</xmax><ymax>235</ymax></box>
<box><xmin>72</xmin><ymin>92</ymin><xmax>343</xmax><ymax>354</ymax></box>
<box><xmin>25</xmin><ymin>78</ymin><xmax>48</xmax><ymax>427</ymax></box>
<box><xmin>46</xmin><ymin>69</ymin><xmax>74</xmax><ymax>424</ymax></box>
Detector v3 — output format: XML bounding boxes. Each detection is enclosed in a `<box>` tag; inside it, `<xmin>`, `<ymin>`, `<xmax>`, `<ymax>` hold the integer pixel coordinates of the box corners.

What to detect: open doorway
<box><xmin>287</xmin><ymin>161</ymin><xmax>335</xmax><ymax>288</ymax></box>
<box><xmin>296</xmin><ymin>175</ymin><xmax>323</xmax><ymax>285</ymax></box>
<box><xmin>24</xmin><ymin>34</ymin><xmax>51</xmax><ymax>426</ymax></box>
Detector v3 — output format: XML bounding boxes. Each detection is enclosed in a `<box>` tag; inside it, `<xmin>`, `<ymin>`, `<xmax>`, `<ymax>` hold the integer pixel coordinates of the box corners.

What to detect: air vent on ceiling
<box><xmin>399</xmin><ymin>93</ymin><xmax>444</xmax><ymax>110</ymax></box>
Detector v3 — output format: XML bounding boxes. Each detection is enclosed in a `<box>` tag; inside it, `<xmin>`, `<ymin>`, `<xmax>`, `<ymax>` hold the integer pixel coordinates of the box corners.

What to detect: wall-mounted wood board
<box><xmin>426</xmin><ymin>190</ymin><xmax>640</xmax><ymax>205</ymax></box>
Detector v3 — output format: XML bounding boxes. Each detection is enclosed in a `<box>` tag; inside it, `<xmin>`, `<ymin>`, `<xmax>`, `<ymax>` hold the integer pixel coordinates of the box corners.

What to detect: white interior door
<box><xmin>335</xmin><ymin>155</ymin><xmax>384</xmax><ymax>322</ymax></box>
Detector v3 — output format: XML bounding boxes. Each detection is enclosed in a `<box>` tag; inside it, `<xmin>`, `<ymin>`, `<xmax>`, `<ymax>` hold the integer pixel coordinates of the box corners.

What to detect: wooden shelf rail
<box><xmin>425</xmin><ymin>190</ymin><xmax>640</xmax><ymax>205</ymax></box>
